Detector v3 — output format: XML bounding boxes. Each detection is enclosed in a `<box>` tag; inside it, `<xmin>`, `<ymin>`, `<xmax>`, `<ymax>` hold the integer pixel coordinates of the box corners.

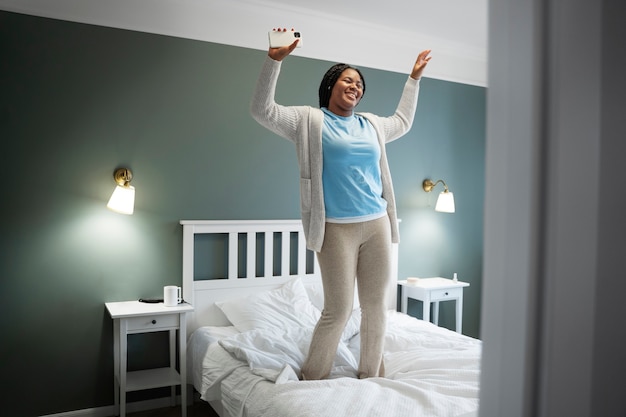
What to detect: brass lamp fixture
<box><xmin>423</xmin><ymin>178</ymin><xmax>455</xmax><ymax>213</ymax></box>
<box><xmin>107</xmin><ymin>168</ymin><xmax>135</xmax><ymax>215</ymax></box>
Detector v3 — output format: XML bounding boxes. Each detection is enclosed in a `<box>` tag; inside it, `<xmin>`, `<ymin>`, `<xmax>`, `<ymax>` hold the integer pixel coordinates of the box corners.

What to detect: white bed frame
<box><xmin>180</xmin><ymin>219</ymin><xmax>398</xmax><ymax>337</ymax></box>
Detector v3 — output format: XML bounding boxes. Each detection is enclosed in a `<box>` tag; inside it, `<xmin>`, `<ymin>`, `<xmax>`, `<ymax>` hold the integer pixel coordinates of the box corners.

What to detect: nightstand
<box><xmin>398</xmin><ymin>277</ymin><xmax>469</xmax><ymax>333</ymax></box>
<box><xmin>105</xmin><ymin>301</ymin><xmax>194</xmax><ymax>417</ymax></box>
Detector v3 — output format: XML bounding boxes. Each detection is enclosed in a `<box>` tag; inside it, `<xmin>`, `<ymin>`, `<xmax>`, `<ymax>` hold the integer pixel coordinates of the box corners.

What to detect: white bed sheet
<box><xmin>188</xmin><ymin>311</ymin><xmax>481</xmax><ymax>417</ymax></box>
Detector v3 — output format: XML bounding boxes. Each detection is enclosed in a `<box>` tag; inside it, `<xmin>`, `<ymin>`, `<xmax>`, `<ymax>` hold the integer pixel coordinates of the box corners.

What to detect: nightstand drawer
<box><xmin>429</xmin><ymin>287</ymin><xmax>463</xmax><ymax>302</ymax></box>
<box><xmin>125</xmin><ymin>314</ymin><xmax>180</xmax><ymax>332</ymax></box>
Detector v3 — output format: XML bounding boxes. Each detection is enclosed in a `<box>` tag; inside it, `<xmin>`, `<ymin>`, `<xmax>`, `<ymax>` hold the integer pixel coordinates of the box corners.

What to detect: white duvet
<box><xmin>190</xmin><ymin>311</ymin><xmax>481</xmax><ymax>417</ymax></box>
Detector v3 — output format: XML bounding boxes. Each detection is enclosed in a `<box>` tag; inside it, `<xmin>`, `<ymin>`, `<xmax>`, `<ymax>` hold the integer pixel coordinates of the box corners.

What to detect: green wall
<box><xmin>0</xmin><ymin>11</ymin><xmax>485</xmax><ymax>416</ymax></box>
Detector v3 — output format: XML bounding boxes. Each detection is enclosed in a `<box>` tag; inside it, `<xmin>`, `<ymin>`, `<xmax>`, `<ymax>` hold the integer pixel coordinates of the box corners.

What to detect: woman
<box><xmin>250</xmin><ymin>31</ymin><xmax>431</xmax><ymax>380</ymax></box>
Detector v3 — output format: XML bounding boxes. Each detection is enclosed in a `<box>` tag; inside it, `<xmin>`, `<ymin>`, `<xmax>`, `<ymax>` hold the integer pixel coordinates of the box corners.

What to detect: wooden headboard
<box><xmin>180</xmin><ymin>219</ymin><xmax>398</xmax><ymax>335</ymax></box>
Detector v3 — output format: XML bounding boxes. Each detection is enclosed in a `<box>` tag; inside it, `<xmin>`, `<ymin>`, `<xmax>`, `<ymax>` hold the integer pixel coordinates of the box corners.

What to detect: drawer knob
<box><xmin>445</xmin><ymin>292</ymin><xmax>449</xmax><ymax>296</ymax></box>
<box><xmin>151</xmin><ymin>319</ymin><xmax>156</xmax><ymax>325</ymax></box>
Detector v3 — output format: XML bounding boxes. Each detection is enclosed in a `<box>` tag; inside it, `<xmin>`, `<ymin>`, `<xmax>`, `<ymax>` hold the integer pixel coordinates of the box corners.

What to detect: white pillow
<box><xmin>215</xmin><ymin>278</ymin><xmax>320</xmax><ymax>333</ymax></box>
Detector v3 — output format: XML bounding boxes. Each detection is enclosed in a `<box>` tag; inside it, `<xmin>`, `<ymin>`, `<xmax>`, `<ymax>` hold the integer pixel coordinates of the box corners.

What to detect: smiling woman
<box><xmin>318</xmin><ymin>64</ymin><xmax>366</xmax><ymax>116</ymax></box>
<box><xmin>249</xmin><ymin>37</ymin><xmax>433</xmax><ymax>380</ymax></box>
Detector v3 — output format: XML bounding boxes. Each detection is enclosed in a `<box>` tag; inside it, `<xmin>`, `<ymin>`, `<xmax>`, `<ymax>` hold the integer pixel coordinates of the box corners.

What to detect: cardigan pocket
<box><xmin>299</xmin><ymin>178</ymin><xmax>312</xmax><ymax>213</ymax></box>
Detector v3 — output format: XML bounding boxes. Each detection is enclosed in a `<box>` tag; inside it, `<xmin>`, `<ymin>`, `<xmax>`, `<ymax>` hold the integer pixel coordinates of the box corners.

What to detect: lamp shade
<box><xmin>107</xmin><ymin>185</ymin><xmax>135</xmax><ymax>215</ymax></box>
<box><xmin>435</xmin><ymin>191</ymin><xmax>455</xmax><ymax>213</ymax></box>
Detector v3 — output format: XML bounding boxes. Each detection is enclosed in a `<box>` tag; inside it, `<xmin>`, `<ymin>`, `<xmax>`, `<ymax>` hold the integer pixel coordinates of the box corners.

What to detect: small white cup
<box><xmin>163</xmin><ymin>285</ymin><xmax>181</xmax><ymax>307</ymax></box>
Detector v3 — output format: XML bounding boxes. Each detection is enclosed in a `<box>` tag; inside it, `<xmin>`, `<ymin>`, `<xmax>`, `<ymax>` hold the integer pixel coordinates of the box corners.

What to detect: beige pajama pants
<box><xmin>301</xmin><ymin>215</ymin><xmax>391</xmax><ymax>380</ymax></box>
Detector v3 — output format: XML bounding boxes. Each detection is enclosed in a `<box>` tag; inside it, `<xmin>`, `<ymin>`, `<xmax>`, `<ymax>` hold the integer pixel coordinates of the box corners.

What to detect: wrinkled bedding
<box><xmin>188</xmin><ymin>311</ymin><xmax>480</xmax><ymax>417</ymax></box>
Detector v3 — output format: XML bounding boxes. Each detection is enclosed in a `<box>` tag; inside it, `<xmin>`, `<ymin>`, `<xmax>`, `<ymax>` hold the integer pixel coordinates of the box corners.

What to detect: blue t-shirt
<box><xmin>321</xmin><ymin>108</ymin><xmax>387</xmax><ymax>222</ymax></box>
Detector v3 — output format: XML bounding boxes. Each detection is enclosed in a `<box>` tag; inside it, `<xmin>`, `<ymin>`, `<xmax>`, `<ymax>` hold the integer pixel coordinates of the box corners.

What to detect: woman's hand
<box><xmin>267</xmin><ymin>28</ymin><xmax>300</xmax><ymax>61</ymax></box>
<box><xmin>410</xmin><ymin>49</ymin><xmax>432</xmax><ymax>80</ymax></box>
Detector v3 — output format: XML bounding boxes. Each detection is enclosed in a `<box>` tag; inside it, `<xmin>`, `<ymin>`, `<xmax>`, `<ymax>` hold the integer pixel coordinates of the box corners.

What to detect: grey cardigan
<box><xmin>250</xmin><ymin>56</ymin><xmax>421</xmax><ymax>252</ymax></box>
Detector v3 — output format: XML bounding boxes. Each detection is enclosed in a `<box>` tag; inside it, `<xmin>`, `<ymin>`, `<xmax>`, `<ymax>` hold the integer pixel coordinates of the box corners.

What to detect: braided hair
<box><xmin>318</xmin><ymin>63</ymin><xmax>366</xmax><ymax>108</ymax></box>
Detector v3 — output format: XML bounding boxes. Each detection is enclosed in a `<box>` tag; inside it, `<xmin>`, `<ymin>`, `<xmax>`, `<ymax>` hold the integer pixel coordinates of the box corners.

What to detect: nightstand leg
<box><xmin>456</xmin><ymin>296</ymin><xmax>464</xmax><ymax>333</ymax></box>
<box><xmin>168</xmin><ymin>329</ymin><xmax>176</xmax><ymax>407</ymax></box>
<box><xmin>113</xmin><ymin>319</ymin><xmax>120</xmax><ymax>416</ymax></box>
<box><xmin>423</xmin><ymin>295</ymin><xmax>431</xmax><ymax>323</ymax></box>
<box><xmin>180</xmin><ymin>315</ymin><xmax>188</xmax><ymax>417</ymax></box>
<box><xmin>120</xmin><ymin>320</ymin><xmax>127</xmax><ymax>417</ymax></box>
<box><xmin>433</xmin><ymin>301</ymin><xmax>440</xmax><ymax>325</ymax></box>
<box><xmin>400</xmin><ymin>287</ymin><xmax>408</xmax><ymax>313</ymax></box>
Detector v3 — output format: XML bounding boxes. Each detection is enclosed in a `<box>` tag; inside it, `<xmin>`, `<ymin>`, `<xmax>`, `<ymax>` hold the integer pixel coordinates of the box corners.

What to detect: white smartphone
<box><xmin>268</xmin><ymin>30</ymin><xmax>303</xmax><ymax>48</ymax></box>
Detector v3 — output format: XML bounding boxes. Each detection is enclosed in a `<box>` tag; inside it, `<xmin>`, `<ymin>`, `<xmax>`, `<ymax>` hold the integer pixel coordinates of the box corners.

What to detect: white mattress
<box><xmin>188</xmin><ymin>311</ymin><xmax>481</xmax><ymax>417</ymax></box>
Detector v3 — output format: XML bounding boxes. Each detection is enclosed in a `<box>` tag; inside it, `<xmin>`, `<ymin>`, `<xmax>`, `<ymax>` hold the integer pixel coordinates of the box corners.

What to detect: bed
<box><xmin>181</xmin><ymin>219</ymin><xmax>481</xmax><ymax>417</ymax></box>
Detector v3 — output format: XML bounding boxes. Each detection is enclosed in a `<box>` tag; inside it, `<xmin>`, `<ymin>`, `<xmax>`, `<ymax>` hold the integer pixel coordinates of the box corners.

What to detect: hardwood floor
<box><xmin>127</xmin><ymin>401</ymin><xmax>219</xmax><ymax>417</ymax></box>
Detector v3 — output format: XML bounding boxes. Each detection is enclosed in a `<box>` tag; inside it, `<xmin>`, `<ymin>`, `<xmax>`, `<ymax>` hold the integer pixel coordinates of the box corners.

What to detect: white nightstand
<box><xmin>398</xmin><ymin>277</ymin><xmax>469</xmax><ymax>333</ymax></box>
<box><xmin>105</xmin><ymin>301</ymin><xmax>194</xmax><ymax>417</ymax></box>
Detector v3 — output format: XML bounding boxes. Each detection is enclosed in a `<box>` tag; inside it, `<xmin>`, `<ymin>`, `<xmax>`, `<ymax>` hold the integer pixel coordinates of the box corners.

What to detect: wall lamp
<box><xmin>423</xmin><ymin>178</ymin><xmax>455</xmax><ymax>213</ymax></box>
<box><xmin>107</xmin><ymin>168</ymin><xmax>135</xmax><ymax>215</ymax></box>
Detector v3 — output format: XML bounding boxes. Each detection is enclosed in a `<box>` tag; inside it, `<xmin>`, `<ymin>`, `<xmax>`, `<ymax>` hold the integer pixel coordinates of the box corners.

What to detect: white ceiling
<box><xmin>281</xmin><ymin>0</ymin><xmax>487</xmax><ymax>50</ymax></box>
<box><xmin>0</xmin><ymin>0</ymin><xmax>488</xmax><ymax>86</ymax></box>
